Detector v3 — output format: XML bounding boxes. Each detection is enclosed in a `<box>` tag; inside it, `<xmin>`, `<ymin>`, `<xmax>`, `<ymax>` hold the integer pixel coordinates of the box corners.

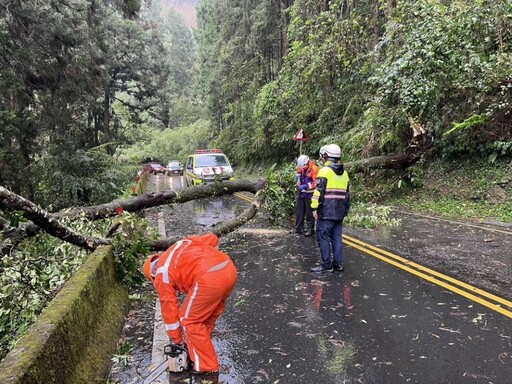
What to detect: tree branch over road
<box><xmin>0</xmin><ymin>179</ymin><xmax>267</xmax><ymax>252</ymax></box>
<box><xmin>0</xmin><ymin>135</ymin><xmax>431</xmax><ymax>253</ymax></box>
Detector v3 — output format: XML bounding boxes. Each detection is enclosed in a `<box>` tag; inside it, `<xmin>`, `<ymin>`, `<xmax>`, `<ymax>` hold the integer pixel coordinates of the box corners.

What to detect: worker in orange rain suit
<box><xmin>143</xmin><ymin>232</ymin><xmax>237</xmax><ymax>373</ymax></box>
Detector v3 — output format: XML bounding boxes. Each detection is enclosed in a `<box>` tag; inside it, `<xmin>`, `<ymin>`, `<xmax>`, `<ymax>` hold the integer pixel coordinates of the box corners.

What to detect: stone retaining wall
<box><xmin>0</xmin><ymin>246</ymin><xmax>128</xmax><ymax>384</ymax></box>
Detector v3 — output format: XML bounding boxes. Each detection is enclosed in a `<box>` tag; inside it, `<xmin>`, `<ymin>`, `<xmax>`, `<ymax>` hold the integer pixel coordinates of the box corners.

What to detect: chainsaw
<box><xmin>140</xmin><ymin>343</ymin><xmax>190</xmax><ymax>384</ymax></box>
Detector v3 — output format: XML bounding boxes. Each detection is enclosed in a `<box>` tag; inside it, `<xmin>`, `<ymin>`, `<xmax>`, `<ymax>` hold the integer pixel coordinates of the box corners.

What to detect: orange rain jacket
<box><xmin>152</xmin><ymin>233</ymin><xmax>237</xmax><ymax>372</ymax></box>
<box><xmin>296</xmin><ymin>160</ymin><xmax>319</xmax><ymax>197</ymax></box>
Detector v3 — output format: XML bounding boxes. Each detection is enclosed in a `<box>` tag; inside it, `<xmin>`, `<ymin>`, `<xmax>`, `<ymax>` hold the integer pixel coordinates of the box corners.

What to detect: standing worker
<box><xmin>310</xmin><ymin>144</ymin><xmax>350</xmax><ymax>273</ymax></box>
<box><xmin>293</xmin><ymin>155</ymin><xmax>319</xmax><ymax>236</ymax></box>
<box><xmin>143</xmin><ymin>233</ymin><xmax>237</xmax><ymax>375</ymax></box>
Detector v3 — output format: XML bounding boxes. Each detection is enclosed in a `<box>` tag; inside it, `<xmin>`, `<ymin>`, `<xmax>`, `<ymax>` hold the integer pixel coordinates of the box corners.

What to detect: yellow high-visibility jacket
<box><xmin>311</xmin><ymin>160</ymin><xmax>350</xmax><ymax>220</ymax></box>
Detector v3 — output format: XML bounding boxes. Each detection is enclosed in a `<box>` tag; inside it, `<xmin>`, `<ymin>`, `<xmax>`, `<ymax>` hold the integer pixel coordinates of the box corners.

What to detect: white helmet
<box><xmin>319</xmin><ymin>144</ymin><xmax>341</xmax><ymax>159</ymax></box>
<box><xmin>297</xmin><ymin>155</ymin><xmax>309</xmax><ymax>168</ymax></box>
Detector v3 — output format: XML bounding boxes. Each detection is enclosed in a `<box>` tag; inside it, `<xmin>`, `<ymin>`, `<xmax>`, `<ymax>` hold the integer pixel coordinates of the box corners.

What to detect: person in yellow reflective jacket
<box><xmin>310</xmin><ymin>144</ymin><xmax>350</xmax><ymax>273</ymax></box>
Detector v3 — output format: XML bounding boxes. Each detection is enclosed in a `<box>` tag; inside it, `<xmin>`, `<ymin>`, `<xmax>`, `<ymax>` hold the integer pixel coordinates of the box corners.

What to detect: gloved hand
<box><xmin>298</xmin><ymin>185</ymin><xmax>307</xmax><ymax>192</ymax></box>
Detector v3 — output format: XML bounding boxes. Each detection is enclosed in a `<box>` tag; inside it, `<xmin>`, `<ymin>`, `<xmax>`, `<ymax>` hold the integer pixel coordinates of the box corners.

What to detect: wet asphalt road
<box><xmin>107</xmin><ymin>174</ymin><xmax>512</xmax><ymax>384</ymax></box>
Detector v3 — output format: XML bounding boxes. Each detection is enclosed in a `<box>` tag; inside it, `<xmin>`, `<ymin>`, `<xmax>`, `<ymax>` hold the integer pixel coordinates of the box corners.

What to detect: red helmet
<box><xmin>143</xmin><ymin>254</ymin><xmax>160</xmax><ymax>282</ymax></box>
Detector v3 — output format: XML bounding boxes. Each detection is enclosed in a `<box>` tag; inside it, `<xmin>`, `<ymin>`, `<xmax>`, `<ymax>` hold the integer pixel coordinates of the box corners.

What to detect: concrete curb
<box><xmin>0</xmin><ymin>246</ymin><xmax>129</xmax><ymax>384</ymax></box>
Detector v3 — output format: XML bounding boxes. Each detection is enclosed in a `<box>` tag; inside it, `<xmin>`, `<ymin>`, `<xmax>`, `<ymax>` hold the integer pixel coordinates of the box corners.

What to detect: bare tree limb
<box><xmin>1</xmin><ymin>179</ymin><xmax>268</xmax><ymax>252</ymax></box>
<box><xmin>0</xmin><ymin>186</ymin><xmax>108</xmax><ymax>251</ymax></box>
<box><xmin>149</xmin><ymin>188</ymin><xmax>267</xmax><ymax>251</ymax></box>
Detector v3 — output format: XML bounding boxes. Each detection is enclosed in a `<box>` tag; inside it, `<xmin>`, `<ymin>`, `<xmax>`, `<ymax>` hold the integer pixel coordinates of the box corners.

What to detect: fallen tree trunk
<box><xmin>345</xmin><ymin>133</ymin><xmax>433</xmax><ymax>173</ymax></box>
<box><xmin>63</xmin><ymin>178</ymin><xmax>266</xmax><ymax>221</ymax></box>
<box><xmin>0</xmin><ymin>179</ymin><xmax>267</xmax><ymax>252</ymax></box>
<box><xmin>1</xmin><ymin>136</ymin><xmax>433</xmax><ymax>252</ymax></box>
<box><xmin>0</xmin><ymin>186</ymin><xmax>109</xmax><ymax>251</ymax></box>
<box><xmin>346</xmin><ymin>153</ymin><xmax>422</xmax><ymax>172</ymax></box>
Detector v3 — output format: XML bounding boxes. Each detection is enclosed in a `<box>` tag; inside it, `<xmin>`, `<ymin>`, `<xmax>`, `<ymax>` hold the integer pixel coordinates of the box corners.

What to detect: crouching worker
<box><xmin>143</xmin><ymin>233</ymin><xmax>237</xmax><ymax>374</ymax></box>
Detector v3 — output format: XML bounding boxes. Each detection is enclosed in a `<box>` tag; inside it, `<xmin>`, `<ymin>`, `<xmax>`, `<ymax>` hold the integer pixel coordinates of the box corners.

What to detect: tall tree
<box><xmin>0</xmin><ymin>0</ymin><xmax>171</xmax><ymax>208</ymax></box>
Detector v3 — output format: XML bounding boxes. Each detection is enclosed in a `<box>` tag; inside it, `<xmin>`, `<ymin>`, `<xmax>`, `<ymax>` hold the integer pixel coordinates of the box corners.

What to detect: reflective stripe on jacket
<box><xmin>311</xmin><ymin>160</ymin><xmax>350</xmax><ymax>220</ymax></box>
<box><xmin>152</xmin><ymin>233</ymin><xmax>233</xmax><ymax>343</ymax></box>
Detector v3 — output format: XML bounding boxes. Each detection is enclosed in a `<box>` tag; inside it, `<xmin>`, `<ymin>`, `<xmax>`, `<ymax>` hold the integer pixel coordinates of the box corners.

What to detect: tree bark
<box><xmin>150</xmin><ymin>188</ymin><xmax>267</xmax><ymax>251</ymax></box>
<box><xmin>63</xmin><ymin>178</ymin><xmax>266</xmax><ymax>220</ymax></box>
<box><xmin>0</xmin><ymin>136</ymin><xmax>432</xmax><ymax>253</ymax></box>
<box><xmin>1</xmin><ymin>179</ymin><xmax>267</xmax><ymax>252</ymax></box>
<box><xmin>0</xmin><ymin>186</ymin><xmax>108</xmax><ymax>251</ymax></box>
<box><xmin>345</xmin><ymin>132</ymin><xmax>433</xmax><ymax>172</ymax></box>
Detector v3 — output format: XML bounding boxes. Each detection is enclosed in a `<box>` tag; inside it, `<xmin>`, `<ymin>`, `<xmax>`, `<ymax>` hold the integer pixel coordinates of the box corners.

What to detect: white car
<box><xmin>185</xmin><ymin>149</ymin><xmax>234</xmax><ymax>186</ymax></box>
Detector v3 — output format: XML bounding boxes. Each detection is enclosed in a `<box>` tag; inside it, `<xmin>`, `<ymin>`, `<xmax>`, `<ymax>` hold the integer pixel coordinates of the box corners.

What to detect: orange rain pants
<box><xmin>152</xmin><ymin>233</ymin><xmax>237</xmax><ymax>372</ymax></box>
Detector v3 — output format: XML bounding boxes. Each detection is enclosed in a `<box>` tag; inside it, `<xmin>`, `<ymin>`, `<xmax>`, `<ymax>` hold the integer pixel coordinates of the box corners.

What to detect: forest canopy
<box><xmin>1</xmin><ymin>0</ymin><xmax>512</xmax><ymax>363</ymax></box>
<box><xmin>1</xmin><ymin>0</ymin><xmax>512</xmax><ymax>209</ymax></box>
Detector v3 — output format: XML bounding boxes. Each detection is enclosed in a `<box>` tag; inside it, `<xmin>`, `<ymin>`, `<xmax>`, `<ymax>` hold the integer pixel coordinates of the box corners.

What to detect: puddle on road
<box><xmin>107</xmin><ymin>192</ymin><xmax>262</xmax><ymax>384</ymax></box>
<box><xmin>108</xmin><ymin>182</ymin><xmax>512</xmax><ymax>383</ymax></box>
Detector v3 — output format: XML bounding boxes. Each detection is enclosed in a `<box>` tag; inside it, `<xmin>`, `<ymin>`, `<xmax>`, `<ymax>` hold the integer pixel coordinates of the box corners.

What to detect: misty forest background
<box><xmin>1</xmin><ymin>0</ymin><xmax>512</xmax><ymax>361</ymax></box>
<box><xmin>2</xmin><ymin>0</ymin><xmax>512</xmax><ymax>211</ymax></box>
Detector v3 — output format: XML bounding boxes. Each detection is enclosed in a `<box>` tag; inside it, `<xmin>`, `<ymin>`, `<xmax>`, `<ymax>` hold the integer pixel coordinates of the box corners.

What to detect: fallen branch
<box><xmin>0</xmin><ymin>186</ymin><xmax>108</xmax><ymax>251</ymax></box>
<box><xmin>149</xmin><ymin>188</ymin><xmax>267</xmax><ymax>251</ymax></box>
<box><xmin>0</xmin><ymin>179</ymin><xmax>268</xmax><ymax>252</ymax></box>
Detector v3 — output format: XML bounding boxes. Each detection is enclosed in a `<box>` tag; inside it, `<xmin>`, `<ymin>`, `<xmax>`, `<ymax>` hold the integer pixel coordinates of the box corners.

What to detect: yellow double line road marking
<box><xmin>233</xmin><ymin>192</ymin><xmax>253</xmax><ymax>204</ymax></box>
<box><xmin>232</xmin><ymin>192</ymin><xmax>512</xmax><ymax>319</ymax></box>
<box><xmin>343</xmin><ymin>234</ymin><xmax>512</xmax><ymax>319</ymax></box>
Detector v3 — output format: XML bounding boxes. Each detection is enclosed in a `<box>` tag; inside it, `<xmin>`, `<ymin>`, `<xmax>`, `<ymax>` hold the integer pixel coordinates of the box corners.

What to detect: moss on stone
<box><xmin>0</xmin><ymin>246</ymin><xmax>129</xmax><ymax>384</ymax></box>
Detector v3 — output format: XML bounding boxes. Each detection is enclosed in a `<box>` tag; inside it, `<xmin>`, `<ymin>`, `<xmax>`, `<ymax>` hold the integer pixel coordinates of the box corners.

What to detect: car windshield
<box><xmin>168</xmin><ymin>162</ymin><xmax>181</xmax><ymax>167</ymax></box>
<box><xmin>195</xmin><ymin>155</ymin><xmax>229</xmax><ymax>167</ymax></box>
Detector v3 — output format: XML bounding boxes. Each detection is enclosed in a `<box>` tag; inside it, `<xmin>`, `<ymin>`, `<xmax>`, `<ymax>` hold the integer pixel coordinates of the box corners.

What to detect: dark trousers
<box><xmin>316</xmin><ymin>219</ymin><xmax>343</xmax><ymax>268</ymax></box>
<box><xmin>295</xmin><ymin>195</ymin><xmax>315</xmax><ymax>233</ymax></box>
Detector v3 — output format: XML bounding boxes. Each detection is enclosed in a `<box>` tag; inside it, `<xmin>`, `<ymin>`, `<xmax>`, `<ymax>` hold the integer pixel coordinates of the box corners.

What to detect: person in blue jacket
<box><xmin>293</xmin><ymin>155</ymin><xmax>319</xmax><ymax>236</ymax></box>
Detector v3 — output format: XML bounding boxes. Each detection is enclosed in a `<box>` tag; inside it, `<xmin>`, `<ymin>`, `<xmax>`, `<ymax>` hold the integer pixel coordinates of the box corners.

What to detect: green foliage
<box><xmin>263</xmin><ymin>161</ymin><xmax>404</xmax><ymax>229</ymax></box>
<box><xmin>0</xmin><ymin>210</ymin><xmax>157</xmax><ymax>360</ymax></box>
<box><xmin>111</xmin><ymin>341</ymin><xmax>133</xmax><ymax>367</ymax></box>
<box><xmin>121</xmin><ymin>119</ymin><xmax>213</xmax><ymax>165</ymax></box>
<box><xmin>345</xmin><ymin>203</ymin><xmax>401</xmax><ymax>229</ymax></box>
<box><xmin>0</xmin><ymin>0</ymin><xmax>188</xmax><ymax>204</ymax></box>
<box><xmin>193</xmin><ymin>0</ymin><xmax>512</xmax><ymax>165</ymax></box>
<box><xmin>196</xmin><ymin>0</ymin><xmax>284</xmax><ymax>164</ymax></box>
<box><xmin>488</xmin><ymin>141</ymin><xmax>512</xmax><ymax>164</ymax></box>
<box><xmin>110</xmin><ymin>213</ymin><xmax>156</xmax><ymax>288</ymax></box>
<box><xmin>372</xmin><ymin>1</ymin><xmax>512</xmax><ymax>157</ymax></box>
<box><xmin>381</xmin><ymin>158</ymin><xmax>512</xmax><ymax>222</ymax></box>
<box><xmin>443</xmin><ymin>114</ymin><xmax>488</xmax><ymax>137</ymax></box>
<box><xmin>33</xmin><ymin>148</ymin><xmax>133</xmax><ymax>210</ymax></box>
<box><xmin>0</xmin><ymin>216</ymin><xmax>99</xmax><ymax>359</ymax></box>
<box><xmin>264</xmin><ymin>163</ymin><xmax>297</xmax><ymax>225</ymax></box>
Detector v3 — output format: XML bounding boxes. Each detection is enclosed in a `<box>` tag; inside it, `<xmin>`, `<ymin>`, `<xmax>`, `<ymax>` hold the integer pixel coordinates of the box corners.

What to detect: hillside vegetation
<box><xmin>1</xmin><ymin>0</ymin><xmax>511</xmax><ymax>210</ymax></box>
<box><xmin>1</xmin><ymin>0</ymin><xmax>512</xmax><ymax>364</ymax></box>
<box><xmin>363</xmin><ymin>158</ymin><xmax>512</xmax><ymax>223</ymax></box>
